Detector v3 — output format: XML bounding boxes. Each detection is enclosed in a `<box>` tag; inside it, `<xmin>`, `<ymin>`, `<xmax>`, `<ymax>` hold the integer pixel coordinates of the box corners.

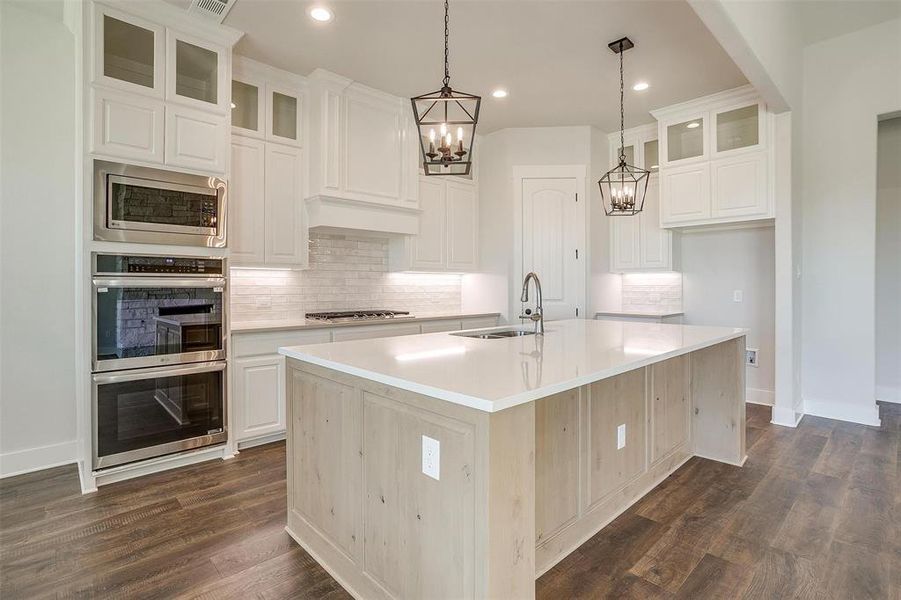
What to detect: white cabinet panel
<box><xmin>92</xmin><ymin>88</ymin><xmax>164</xmax><ymax>163</ymax></box>
<box><xmin>661</xmin><ymin>163</ymin><xmax>711</xmax><ymax>225</ymax></box>
<box><xmin>234</xmin><ymin>355</ymin><xmax>285</xmax><ymax>441</ymax></box>
<box><xmin>712</xmin><ymin>152</ymin><xmax>768</xmax><ymax>218</ymax></box>
<box><xmin>611</xmin><ymin>215</ymin><xmax>640</xmax><ymax>272</ymax></box>
<box><xmin>229</xmin><ymin>137</ymin><xmax>266</xmax><ymax>263</ymax></box>
<box><xmin>264</xmin><ymin>143</ymin><xmax>306</xmax><ymax>265</ymax></box>
<box><xmin>331</xmin><ymin>323</ymin><xmax>422</xmax><ymax>342</ymax></box>
<box><xmin>344</xmin><ymin>90</ymin><xmax>403</xmax><ymax>202</ymax></box>
<box><xmin>412</xmin><ymin>178</ymin><xmax>446</xmax><ymax>270</ymax></box>
<box><xmin>639</xmin><ymin>179</ymin><xmax>671</xmax><ymax>269</ymax></box>
<box><xmin>446</xmin><ymin>181</ymin><xmax>478</xmax><ymax>271</ymax></box>
<box><xmin>164</xmin><ymin>105</ymin><xmax>227</xmax><ymax>173</ymax></box>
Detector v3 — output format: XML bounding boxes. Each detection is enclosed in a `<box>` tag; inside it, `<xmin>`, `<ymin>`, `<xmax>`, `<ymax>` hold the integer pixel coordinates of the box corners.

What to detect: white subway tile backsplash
<box><xmin>620</xmin><ymin>272</ymin><xmax>682</xmax><ymax>312</ymax></box>
<box><xmin>231</xmin><ymin>232</ymin><xmax>463</xmax><ymax>322</ymax></box>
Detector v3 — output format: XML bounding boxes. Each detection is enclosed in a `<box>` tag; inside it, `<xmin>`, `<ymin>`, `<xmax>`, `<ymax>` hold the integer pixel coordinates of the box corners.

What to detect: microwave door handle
<box><xmin>92</xmin><ymin>361</ymin><xmax>226</xmax><ymax>385</ymax></box>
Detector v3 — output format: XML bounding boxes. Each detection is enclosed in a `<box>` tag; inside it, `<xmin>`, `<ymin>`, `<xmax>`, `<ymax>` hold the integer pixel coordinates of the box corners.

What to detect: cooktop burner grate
<box><xmin>305</xmin><ymin>310</ymin><xmax>413</xmax><ymax>323</ymax></box>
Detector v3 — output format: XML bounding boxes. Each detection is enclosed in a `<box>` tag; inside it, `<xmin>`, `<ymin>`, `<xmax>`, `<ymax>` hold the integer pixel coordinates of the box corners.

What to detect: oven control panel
<box><xmin>94</xmin><ymin>253</ymin><xmax>224</xmax><ymax>276</ymax></box>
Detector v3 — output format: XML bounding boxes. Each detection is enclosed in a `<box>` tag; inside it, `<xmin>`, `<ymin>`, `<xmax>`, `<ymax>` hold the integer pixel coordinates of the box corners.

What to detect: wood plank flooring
<box><xmin>1</xmin><ymin>403</ymin><xmax>898</xmax><ymax>599</ymax></box>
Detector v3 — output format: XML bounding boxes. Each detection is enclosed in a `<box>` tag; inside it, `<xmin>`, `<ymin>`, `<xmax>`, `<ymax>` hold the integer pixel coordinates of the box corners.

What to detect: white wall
<box><xmin>681</xmin><ymin>226</ymin><xmax>776</xmax><ymax>404</ymax></box>
<box><xmin>801</xmin><ymin>19</ymin><xmax>901</xmax><ymax>425</ymax></box>
<box><xmin>876</xmin><ymin>116</ymin><xmax>901</xmax><ymax>403</ymax></box>
<box><xmin>0</xmin><ymin>1</ymin><xmax>79</xmax><ymax>476</ymax></box>
<box><xmin>472</xmin><ymin>126</ymin><xmax>610</xmax><ymax>322</ymax></box>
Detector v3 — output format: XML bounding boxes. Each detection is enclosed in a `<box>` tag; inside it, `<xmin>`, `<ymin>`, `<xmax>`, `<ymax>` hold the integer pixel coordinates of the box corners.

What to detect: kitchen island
<box><xmin>279</xmin><ymin>319</ymin><xmax>747</xmax><ymax>599</ymax></box>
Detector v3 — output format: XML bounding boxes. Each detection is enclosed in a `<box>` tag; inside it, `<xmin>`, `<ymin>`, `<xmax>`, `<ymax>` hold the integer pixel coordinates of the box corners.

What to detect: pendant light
<box><xmin>598</xmin><ymin>37</ymin><xmax>650</xmax><ymax>216</ymax></box>
<box><xmin>411</xmin><ymin>0</ymin><xmax>481</xmax><ymax>176</ymax></box>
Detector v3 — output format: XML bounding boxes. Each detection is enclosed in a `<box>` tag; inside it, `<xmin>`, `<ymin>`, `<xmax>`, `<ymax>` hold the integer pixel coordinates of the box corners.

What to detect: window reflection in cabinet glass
<box><xmin>271</xmin><ymin>92</ymin><xmax>298</xmax><ymax>140</ymax></box>
<box><xmin>231</xmin><ymin>80</ymin><xmax>259</xmax><ymax>131</ymax></box>
<box><xmin>644</xmin><ymin>140</ymin><xmax>659</xmax><ymax>172</ymax></box>
<box><xmin>717</xmin><ymin>105</ymin><xmax>759</xmax><ymax>152</ymax></box>
<box><xmin>667</xmin><ymin>119</ymin><xmax>704</xmax><ymax>161</ymax></box>
<box><xmin>175</xmin><ymin>40</ymin><xmax>218</xmax><ymax>104</ymax></box>
<box><xmin>104</xmin><ymin>16</ymin><xmax>154</xmax><ymax>88</ymax></box>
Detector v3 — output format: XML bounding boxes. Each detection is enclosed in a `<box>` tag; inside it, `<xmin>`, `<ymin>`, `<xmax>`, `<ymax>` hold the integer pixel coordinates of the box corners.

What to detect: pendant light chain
<box><xmin>618</xmin><ymin>44</ymin><xmax>625</xmax><ymax>164</ymax></box>
<box><xmin>443</xmin><ymin>0</ymin><xmax>450</xmax><ymax>87</ymax></box>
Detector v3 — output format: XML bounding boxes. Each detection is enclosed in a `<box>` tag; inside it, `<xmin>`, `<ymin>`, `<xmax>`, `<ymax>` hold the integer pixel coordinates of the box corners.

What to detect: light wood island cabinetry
<box><xmin>280</xmin><ymin>321</ymin><xmax>747</xmax><ymax>599</ymax></box>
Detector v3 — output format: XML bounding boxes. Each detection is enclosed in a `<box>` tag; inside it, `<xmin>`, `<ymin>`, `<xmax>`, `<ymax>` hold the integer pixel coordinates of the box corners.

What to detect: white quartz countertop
<box><xmin>279</xmin><ymin>319</ymin><xmax>747</xmax><ymax>413</ymax></box>
<box><xmin>232</xmin><ymin>312</ymin><xmax>500</xmax><ymax>333</ymax></box>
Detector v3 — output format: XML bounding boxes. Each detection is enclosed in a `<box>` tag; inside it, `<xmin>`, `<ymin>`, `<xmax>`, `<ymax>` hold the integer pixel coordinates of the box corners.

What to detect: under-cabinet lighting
<box><xmin>395</xmin><ymin>346</ymin><xmax>467</xmax><ymax>362</ymax></box>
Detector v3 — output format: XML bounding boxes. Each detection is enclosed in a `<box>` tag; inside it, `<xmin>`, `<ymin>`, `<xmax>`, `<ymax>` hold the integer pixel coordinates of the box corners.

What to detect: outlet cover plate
<box><xmin>422</xmin><ymin>435</ymin><xmax>440</xmax><ymax>480</ymax></box>
<box><xmin>617</xmin><ymin>424</ymin><xmax>626</xmax><ymax>450</ymax></box>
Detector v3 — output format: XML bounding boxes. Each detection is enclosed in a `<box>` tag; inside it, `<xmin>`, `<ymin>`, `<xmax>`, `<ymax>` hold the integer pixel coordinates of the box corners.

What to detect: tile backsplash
<box><xmin>230</xmin><ymin>232</ymin><xmax>463</xmax><ymax>323</ymax></box>
<box><xmin>621</xmin><ymin>272</ymin><xmax>683</xmax><ymax>313</ymax></box>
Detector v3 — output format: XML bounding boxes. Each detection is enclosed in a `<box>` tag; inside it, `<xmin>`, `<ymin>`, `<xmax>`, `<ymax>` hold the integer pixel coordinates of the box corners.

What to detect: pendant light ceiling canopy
<box><xmin>599</xmin><ymin>36</ymin><xmax>650</xmax><ymax>217</ymax></box>
<box><xmin>411</xmin><ymin>0</ymin><xmax>481</xmax><ymax>176</ymax></box>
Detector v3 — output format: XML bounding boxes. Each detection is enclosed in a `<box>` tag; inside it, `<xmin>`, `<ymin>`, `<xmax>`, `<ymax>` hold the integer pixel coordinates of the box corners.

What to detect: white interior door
<box><xmin>520</xmin><ymin>177</ymin><xmax>583</xmax><ymax>321</ymax></box>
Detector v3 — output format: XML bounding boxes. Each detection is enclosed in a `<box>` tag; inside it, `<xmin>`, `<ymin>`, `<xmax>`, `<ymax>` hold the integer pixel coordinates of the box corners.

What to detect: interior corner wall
<box><xmin>681</xmin><ymin>226</ymin><xmax>776</xmax><ymax>404</ymax></box>
<box><xmin>0</xmin><ymin>0</ymin><xmax>79</xmax><ymax>476</ymax></box>
<box><xmin>801</xmin><ymin>19</ymin><xmax>901</xmax><ymax>425</ymax></box>
<box><xmin>876</xmin><ymin>117</ymin><xmax>901</xmax><ymax>403</ymax></box>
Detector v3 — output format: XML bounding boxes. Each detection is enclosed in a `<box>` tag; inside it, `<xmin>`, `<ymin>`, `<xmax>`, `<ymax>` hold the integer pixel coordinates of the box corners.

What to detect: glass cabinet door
<box><xmin>667</xmin><ymin>118</ymin><xmax>705</xmax><ymax>162</ymax></box>
<box><xmin>167</xmin><ymin>32</ymin><xmax>226</xmax><ymax>111</ymax></box>
<box><xmin>231</xmin><ymin>79</ymin><xmax>261</xmax><ymax>134</ymax></box>
<box><xmin>267</xmin><ymin>85</ymin><xmax>302</xmax><ymax>145</ymax></box>
<box><xmin>644</xmin><ymin>139</ymin><xmax>659</xmax><ymax>173</ymax></box>
<box><xmin>613</xmin><ymin>144</ymin><xmax>635</xmax><ymax>166</ymax></box>
<box><xmin>716</xmin><ymin>104</ymin><xmax>760</xmax><ymax>153</ymax></box>
<box><xmin>94</xmin><ymin>7</ymin><xmax>163</xmax><ymax>96</ymax></box>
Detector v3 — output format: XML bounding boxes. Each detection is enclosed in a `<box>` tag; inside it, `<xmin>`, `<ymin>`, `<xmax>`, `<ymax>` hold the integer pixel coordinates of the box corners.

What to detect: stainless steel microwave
<box><xmin>93</xmin><ymin>161</ymin><xmax>227</xmax><ymax>247</ymax></box>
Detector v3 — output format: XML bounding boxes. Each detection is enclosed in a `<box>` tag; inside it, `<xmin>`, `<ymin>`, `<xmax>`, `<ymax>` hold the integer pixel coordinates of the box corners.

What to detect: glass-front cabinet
<box><xmin>231</xmin><ymin>78</ymin><xmax>264</xmax><ymax>137</ymax></box>
<box><xmin>94</xmin><ymin>5</ymin><xmax>164</xmax><ymax>96</ymax></box>
<box><xmin>266</xmin><ymin>84</ymin><xmax>302</xmax><ymax>146</ymax></box>
<box><xmin>665</xmin><ymin>116</ymin><xmax>706</xmax><ymax>163</ymax></box>
<box><xmin>714</xmin><ymin>102</ymin><xmax>763</xmax><ymax>154</ymax></box>
<box><xmin>232</xmin><ymin>57</ymin><xmax>304</xmax><ymax>146</ymax></box>
<box><xmin>166</xmin><ymin>31</ymin><xmax>227</xmax><ymax>112</ymax></box>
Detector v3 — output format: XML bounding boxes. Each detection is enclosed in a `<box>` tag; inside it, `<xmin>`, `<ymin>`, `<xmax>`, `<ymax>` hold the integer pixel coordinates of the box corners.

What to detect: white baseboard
<box><xmin>876</xmin><ymin>385</ymin><xmax>900</xmax><ymax>404</ymax></box>
<box><xmin>237</xmin><ymin>431</ymin><xmax>286</xmax><ymax>450</ymax></box>
<box><xmin>746</xmin><ymin>388</ymin><xmax>775</xmax><ymax>406</ymax></box>
<box><xmin>803</xmin><ymin>397</ymin><xmax>881</xmax><ymax>427</ymax></box>
<box><xmin>771</xmin><ymin>405</ymin><xmax>803</xmax><ymax>428</ymax></box>
<box><xmin>0</xmin><ymin>440</ymin><xmax>78</xmax><ymax>478</ymax></box>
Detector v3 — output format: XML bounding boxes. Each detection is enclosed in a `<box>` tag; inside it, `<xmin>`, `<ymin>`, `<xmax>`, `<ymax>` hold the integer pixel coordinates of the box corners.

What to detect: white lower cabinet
<box><xmin>610</xmin><ymin>178</ymin><xmax>673</xmax><ymax>272</ymax></box>
<box><xmin>233</xmin><ymin>355</ymin><xmax>285</xmax><ymax>443</ymax></box>
<box><xmin>229</xmin><ymin>136</ymin><xmax>307</xmax><ymax>267</ymax></box>
<box><xmin>164</xmin><ymin>104</ymin><xmax>227</xmax><ymax>172</ymax></box>
<box><xmin>92</xmin><ymin>88</ymin><xmax>164</xmax><ymax>163</ymax></box>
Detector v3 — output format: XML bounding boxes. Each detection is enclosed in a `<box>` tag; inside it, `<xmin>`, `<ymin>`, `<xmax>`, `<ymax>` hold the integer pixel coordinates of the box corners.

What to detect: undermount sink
<box><xmin>451</xmin><ymin>328</ymin><xmax>536</xmax><ymax>339</ymax></box>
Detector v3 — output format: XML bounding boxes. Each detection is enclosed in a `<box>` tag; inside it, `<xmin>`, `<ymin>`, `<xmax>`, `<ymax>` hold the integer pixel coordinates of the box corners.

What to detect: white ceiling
<box><xmin>166</xmin><ymin>0</ymin><xmax>750</xmax><ymax>133</ymax></box>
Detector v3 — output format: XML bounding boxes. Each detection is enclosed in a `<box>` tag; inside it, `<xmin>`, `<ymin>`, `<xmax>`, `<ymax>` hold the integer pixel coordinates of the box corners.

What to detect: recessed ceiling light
<box><xmin>309</xmin><ymin>6</ymin><xmax>333</xmax><ymax>22</ymax></box>
<box><xmin>230</xmin><ymin>102</ymin><xmax>236</xmax><ymax>109</ymax></box>
<box><xmin>632</xmin><ymin>82</ymin><xmax>649</xmax><ymax>91</ymax></box>
<box><xmin>491</xmin><ymin>89</ymin><xmax>508</xmax><ymax>98</ymax></box>
<box><xmin>686</xmin><ymin>122</ymin><xmax>700</xmax><ymax>129</ymax></box>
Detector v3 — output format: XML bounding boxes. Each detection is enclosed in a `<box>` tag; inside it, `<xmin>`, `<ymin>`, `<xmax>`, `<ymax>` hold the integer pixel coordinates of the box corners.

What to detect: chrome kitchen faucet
<box><xmin>520</xmin><ymin>272</ymin><xmax>545</xmax><ymax>335</ymax></box>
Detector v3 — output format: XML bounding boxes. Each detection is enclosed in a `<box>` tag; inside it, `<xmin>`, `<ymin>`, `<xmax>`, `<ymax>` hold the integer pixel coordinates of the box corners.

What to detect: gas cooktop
<box><xmin>305</xmin><ymin>310</ymin><xmax>414</xmax><ymax>323</ymax></box>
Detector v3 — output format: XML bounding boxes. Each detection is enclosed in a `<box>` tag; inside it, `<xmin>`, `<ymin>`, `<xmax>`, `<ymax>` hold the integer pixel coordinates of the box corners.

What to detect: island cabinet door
<box><xmin>586</xmin><ymin>368</ymin><xmax>647</xmax><ymax>507</ymax></box>
<box><xmin>535</xmin><ymin>388</ymin><xmax>581</xmax><ymax>547</ymax></box>
<box><xmin>650</xmin><ymin>355</ymin><xmax>690</xmax><ymax>464</ymax></box>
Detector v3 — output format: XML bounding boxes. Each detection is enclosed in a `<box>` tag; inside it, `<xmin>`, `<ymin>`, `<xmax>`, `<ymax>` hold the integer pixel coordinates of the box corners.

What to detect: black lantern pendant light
<box><xmin>599</xmin><ymin>37</ymin><xmax>650</xmax><ymax>216</ymax></box>
<box><xmin>411</xmin><ymin>0</ymin><xmax>480</xmax><ymax>176</ymax></box>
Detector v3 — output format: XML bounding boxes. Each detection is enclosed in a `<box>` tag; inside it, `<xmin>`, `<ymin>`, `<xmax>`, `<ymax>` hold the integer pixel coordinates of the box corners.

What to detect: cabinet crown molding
<box><xmin>650</xmin><ymin>84</ymin><xmax>760</xmax><ymax>121</ymax></box>
<box><xmin>92</xmin><ymin>0</ymin><xmax>244</xmax><ymax>46</ymax></box>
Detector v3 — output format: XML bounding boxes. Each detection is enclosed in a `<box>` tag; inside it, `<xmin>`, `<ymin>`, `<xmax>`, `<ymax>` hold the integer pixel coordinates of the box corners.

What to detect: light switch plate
<box><xmin>617</xmin><ymin>424</ymin><xmax>626</xmax><ymax>450</ymax></box>
<box><xmin>422</xmin><ymin>435</ymin><xmax>440</xmax><ymax>480</ymax></box>
<box><xmin>733</xmin><ymin>290</ymin><xmax>743</xmax><ymax>303</ymax></box>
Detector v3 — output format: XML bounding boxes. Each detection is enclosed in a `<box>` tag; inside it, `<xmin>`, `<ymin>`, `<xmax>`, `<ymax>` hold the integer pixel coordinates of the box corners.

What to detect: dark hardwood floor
<box><xmin>2</xmin><ymin>403</ymin><xmax>898</xmax><ymax>599</ymax></box>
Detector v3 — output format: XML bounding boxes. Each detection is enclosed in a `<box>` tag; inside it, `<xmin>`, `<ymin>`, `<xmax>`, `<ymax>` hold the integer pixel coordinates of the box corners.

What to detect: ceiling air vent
<box><xmin>188</xmin><ymin>0</ymin><xmax>236</xmax><ymax>23</ymax></box>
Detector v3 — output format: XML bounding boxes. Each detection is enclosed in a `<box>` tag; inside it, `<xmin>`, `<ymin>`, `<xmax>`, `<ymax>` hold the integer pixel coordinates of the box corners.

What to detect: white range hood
<box><xmin>305</xmin><ymin>195</ymin><xmax>421</xmax><ymax>236</ymax></box>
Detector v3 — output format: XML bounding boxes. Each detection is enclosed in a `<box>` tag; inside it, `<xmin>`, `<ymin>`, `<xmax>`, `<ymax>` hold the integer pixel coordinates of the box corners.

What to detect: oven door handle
<box><xmin>92</xmin><ymin>277</ymin><xmax>226</xmax><ymax>289</ymax></box>
<box><xmin>91</xmin><ymin>361</ymin><xmax>226</xmax><ymax>385</ymax></box>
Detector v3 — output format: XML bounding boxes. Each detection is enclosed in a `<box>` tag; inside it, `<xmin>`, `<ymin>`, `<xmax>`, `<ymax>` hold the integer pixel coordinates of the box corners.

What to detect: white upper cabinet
<box><xmin>267</xmin><ymin>83</ymin><xmax>303</xmax><ymax>146</ymax></box>
<box><xmin>445</xmin><ymin>180</ymin><xmax>479</xmax><ymax>271</ymax></box>
<box><xmin>232</xmin><ymin>56</ymin><xmax>306</xmax><ymax>147</ymax></box>
<box><xmin>229</xmin><ymin>136</ymin><xmax>266</xmax><ymax>263</ymax></box>
<box><xmin>653</xmin><ymin>86</ymin><xmax>774</xmax><ymax>228</ymax></box>
<box><xmin>231</xmin><ymin>77</ymin><xmax>265</xmax><ymax>138</ymax></box>
<box><xmin>165</xmin><ymin>30</ymin><xmax>228</xmax><ymax>113</ymax></box>
<box><xmin>411</xmin><ymin>178</ymin><xmax>446</xmax><ymax>270</ymax></box>
<box><xmin>87</xmin><ymin>2</ymin><xmax>241</xmax><ymax>174</ymax></box>
<box><xmin>608</xmin><ymin>125</ymin><xmax>674</xmax><ymax>272</ymax></box>
<box><xmin>265</xmin><ymin>143</ymin><xmax>307</xmax><ymax>265</ymax></box>
<box><xmin>93</xmin><ymin>4</ymin><xmax>165</xmax><ymax>97</ymax></box>
<box><xmin>307</xmin><ymin>70</ymin><xmax>418</xmax><ymax>209</ymax></box>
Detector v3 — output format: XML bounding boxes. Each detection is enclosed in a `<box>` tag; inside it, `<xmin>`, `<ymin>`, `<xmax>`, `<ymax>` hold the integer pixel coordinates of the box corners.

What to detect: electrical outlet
<box><xmin>746</xmin><ymin>348</ymin><xmax>759</xmax><ymax>367</ymax></box>
<box><xmin>255</xmin><ymin>296</ymin><xmax>272</xmax><ymax>308</ymax></box>
<box><xmin>617</xmin><ymin>424</ymin><xmax>626</xmax><ymax>450</ymax></box>
<box><xmin>733</xmin><ymin>290</ymin><xmax>743</xmax><ymax>303</ymax></box>
<box><xmin>422</xmin><ymin>435</ymin><xmax>440</xmax><ymax>480</ymax></box>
